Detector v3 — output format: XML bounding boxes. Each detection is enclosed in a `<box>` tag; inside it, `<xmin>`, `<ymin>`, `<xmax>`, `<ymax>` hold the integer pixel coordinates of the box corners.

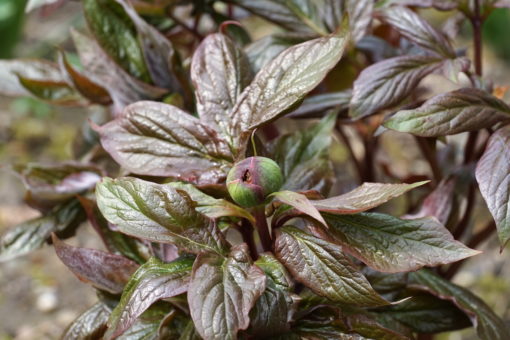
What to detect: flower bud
<box><xmin>226</xmin><ymin>156</ymin><xmax>283</xmax><ymax>208</ymax></box>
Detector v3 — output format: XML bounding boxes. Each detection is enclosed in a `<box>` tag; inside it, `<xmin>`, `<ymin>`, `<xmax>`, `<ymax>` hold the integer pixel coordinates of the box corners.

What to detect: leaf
<box><xmin>322</xmin><ymin>213</ymin><xmax>480</xmax><ymax>273</ymax></box>
<box><xmin>373</xmin><ymin>293</ymin><xmax>472</xmax><ymax>333</ymax></box>
<box><xmin>96</xmin><ymin>177</ymin><xmax>227</xmax><ymax>254</ymax></box>
<box><xmin>336</xmin><ymin>313</ymin><xmax>411</xmax><ymax>340</ymax></box>
<box><xmin>0</xmin><ymin>199</ymin><xmax>85</xmax><ymax>262</ymax></box>
<box><xmin>97</xmin><ymin>101</ymin><xmax>234</xmax><ymax>183</ymax></box>
<box><xmin>379</xmin><ymin>5</ymin><xmax>455</xmax><ymax>57</ymax></box>
<box><xmin>61</xmin><ymin>302</ymin><xmax>110</xmax><ymax>340</ymax></box>
<box><xmin>52</xmin><ymin>235</ymin><xmax>138</xmax><ymax>294</ymax></box>
<box><xmin>231</xmin><ymin>32</ymin><xmax>349</xmax><ymax>151</ymax></box>
<box><xmin>405</xmin><ymin>177</ymin><xmax>456</xmax><ymax>224</ymax></box>
<box><xmin>188</xmin><ymin>244</ymin><xmax>266</xmax><ymax>340</ymax></box>
<box><xmin>350</xmin><ymin>55</ymin><xmax>445</xmax><ymax>119</ymax></box>
<box><xmin>245</xmin><ymin>34</ymin><xmax>301</xmax><ymax>73</ymax></box>
<box><xmin>409</xmin><ymin>269</ymin><xmax>510</xmax><ymax>340</ymax></box>
<box><xmin>476</xmin><ymin>125</ymin><xmax>510</xmax><ymax>247</ymax></box>
<box><xmin>16</xmin><ymin>75</ymin><xmax>86</xmax><ymax>106</ymax></box>
<box><xmin>167</xmin><ymin>182</ymin><xmax>254</xmax><ymax>223</ymax></box>
<box><xmin>288</xmin><ymin>90</ymin><xmax>351</xmax><ymax>118</ymax></box>
<box><xmin>71</xmin><ymin>29</ymin><xmax>166</xmax><ymax>114</ymax></box>
<box><xmin>0</xmin><ymin>59</ymin><xmax>65</xmax><ymax>97</ymax></box>
<box><xmin>348</xmin><ymin>0</ymin><xmax>374</xmax><ymax>42</ymax></box>
<box><xmin>105</xmin><ymin>256</ymin><xmax>194</xmax><ymax>339</ymax></box>
<box><xmin>311</xmin><ymin>181</ymin><xmax>427</xmax><ymax>214</ymax></box>
<box><xmin>116</xmin><ymin>303</ymin><xmax>171</xmax><ymax>340</ymax></box>
<box><xmin>58</xmin><ymin>51</ymin><xmax>112</xmax><ymax>105</ymax></box>
<box><xmin>191</xmin><ymin>33</ymin><xmax>252</xmax><ymax>147</ymax></box>
<box><xmin>78</xmin><ymin>197</ymin><xmax>145</xmax><ymax>264</ymax></box>
<box><xmin>249</xmin><ymin>253</ymin><xmax>297</xmax><ymax>337</ymax></box>
<box><xmin>113</xmin><ymin>0</ymin><xmax>183</xmax><ymax>90</ymax></box>
<box><xmin>26</xmin><ymin>0</ymin><xmax>61</xmax><ymax>12</ymax></box>
<box><xmin>274</xmin><ymin>226</ymin><xmax>388</xmax><ymax>307</ymax></box>
<box><xmin>272</xmin><ymin>112</ymin><xmax>336</xmax><ymax>193</ymax></box>
<box><xmin>83</xmin><ymin>0</ymin><xmax>150</xmax><ymax>82</ymax></box>
<box><xmin>272</xmin><ymin>191</ymin><xmax>327</xmax><ymax>227</ymax></box>
<box><xmin>384</xmin><ymin>88</ymin><xmax>510</xmax><ymax>137</ymax></box>
<box><xmin>18</xmin><ymin>162</ymin><xmax>102</xmax><ymax>204</ymax></box>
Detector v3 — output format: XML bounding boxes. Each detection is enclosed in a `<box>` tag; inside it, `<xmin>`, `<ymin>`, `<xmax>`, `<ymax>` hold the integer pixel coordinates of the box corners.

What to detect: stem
<box><xmin>415</xmin><ymin>137</ymin><xmax>442</xmax><ymax>184</ymax></box>
<box><xmin>336</xmin><ymin>124</ymin><xmax>363</xmax><ymax>184</ymax></box>
<box><xmin>240</xmin><ymin>219</ymin><xmax>258</xmax><ymax>259</ymax></box>
<box><xmin>452</xmin><ymin>184</ymin><xmax>477</xmax><ymax>240</ymax></box>
<box><xmin>167</xmin><ymin>9</ymin><xmax>204</xmax><ymax>40</ymax></box>
<box><xmin>362</xmin><ymin>135</ymin><xmax>377</xmax><ymax>182</ymax></box>
<box><xmin>252</xmin><ymin>205</ymin><xmax>272</xmax><ymax>252</ymax></box>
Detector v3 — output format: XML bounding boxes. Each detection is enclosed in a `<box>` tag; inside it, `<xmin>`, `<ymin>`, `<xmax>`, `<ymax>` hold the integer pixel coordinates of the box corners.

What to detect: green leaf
<box><xmin>113</xmin><ymin>0</ymin><xmax>183</xmax><ymax>91</ymax></box>
<box><xmin>83</xmin><ymin>0</ymin><xmax>150</xmax><ymax>82</ymax></box>
<box><xmin>191</xmin><ymin>33</ymin><xmax>252</xmax><ymax>148</ymax></box>
<box><xmin>274</xmin><ymin>226</ymin><xmax>388</xmax><ymax>307</ymax></box>
<box><xmin>322</xmin><ymin>213</ymin><xmax>480</xmax><ymax>272</ymax></box>
<box><xmin>0</xmin><ymin>199</ymin><xmax>85</xmax><ymax>262</ymax></box>
<box><xmin>245</xmin><ymin>34</ymin><xmax>302</xmax><ymax>73</ymax></box>
<box><xmin>52</xmin><ymin>234</ymin><xmax>139</xmax><ymax>294</ymax></box>
<box><xmin>188</xmin><ymin>244</ymin><xmax>266</xmax><ymax>340</ymax></box>
<box><xmin>336</xmin><ymin>313</ymin><xmax>411</xmax><ymax>340</ymax></box>
<box><xmin>379</xmin><ymin>5</ymin><xmax>455</xmax><ymax>57</ymax></box>
<box><xmin>231</xmin><ymin>32</ymin><xmax>349</xmax><ymax>152</ymax></box>
<box><xmin>272</xmin><ymin>112</ymin><xmax>336</xmax><ymax>193</ymax></box>
<box><xmin>58</xmin><ymin>51</ymin><xmax>112</xmax><ymax>105</ymax></box>
<box><xmin>409</xmin><ymin>269</ymin><xmax>510</xmax><ymax>340</ymax></box>
<box><xmin>383</xmin><ymin>88</ymin><xmax>510</xmax><ymax>137</ymax></box>
<box><xmin>311</xmin><ymin>181</ymin><xmax>427</xmax><ymax>214</ymax></box>
<box><xmin>348</xmin><ymin>0</ymin><xmax>374</xmax><ymax>42</ymax></box>
<box><xmin>71</xmin><ymin>29</ymin><xmax>166</xmax><ymax>114</ymax></box>
<box><xmin>78</xmin><ymin>197</ymin><xmax>146</xmax><ymax>264</ymax></box>
<box><xmin>167</xmin><ymin>182</ymin><xmax>255</xmax><ymax>223</ymax></box>
<box><xmin>17</xmin><ymin>75</ymin><xmax>86</xmax><ymax>106</ymax></box>
<box><xmin>61</xmin><ymin>302</ymin><xmax>110</xmax><ymax>340</ymax></box>
<box><xmin>116</xmin><ymin>303</ymin><xmax>171</xmax><ymax>340</ymax></box>
<box><xmin>96</xmin><ymin>177</ymin><xmax>227</xmax><ymax>254</ymax></box>
<box><xmin>97</xmin><ymin>101</ymin><xmax>234</xmax><ymax>183</ymax></box>
<box><xmin>373</xmin><ymin>293</ymin><xmax>471</xmax><ymax>333</ymax></box>
<box><xmin>350</xmin><ymin>55</ymin><xmax>446</xmax><ymax>119</ymax></box>
<box><xmin>249</xmin><ymin>253</ymin><xmax>298</xmax><ymax>337</ymax></box>
<box><xmin>272</xmin><ymin>191</ymin><xmax>327</xmax><ymax>227</ymax></box>
<box><xmin>476</xmin><ymin>125</ymin><xmax>510</xmax><ymax>247</ymax></box>
<box><xmin>105</xmin><ymin>256</ymin><xmax>194</xmax><ymax>339</ymax></box>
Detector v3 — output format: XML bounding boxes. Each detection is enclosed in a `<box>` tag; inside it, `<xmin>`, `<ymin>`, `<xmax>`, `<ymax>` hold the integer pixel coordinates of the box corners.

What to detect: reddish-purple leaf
<box><xmin>405</xmin><ymin>178</ymin><xmax>456</xmax><ymax>225</ymax></box>
<box><xmin>52</xmin><ymin>234</ymin><xmax>139</xmax><ymax>294</ymax></box>
<box><xmin>271</xmin><ymin>190</ymin><xmax>327</xmax><ymax>227</ymax></box>
<box><xmin>61</xmin><ymin>302</ymin><xmax>110</xmax><ymax>340</ymax></box>
<box><xmin>0</xmin><ymin>59</ymin><xmax>64</xmax><ymax>96</ymax></box>
<box><xmin>274</xmin><ymin>226</ymin><xmax>388</xmax><ymax>307</ymax></box>
<box><xmin>311</xmin><ymin>181</ymin><xmax>427</xmax><ymax>214</ymax></box>
<box><xmin>105</xmin><ymin>256</ymin><xmax>194</xmax><ymax>339</ymax></box>
<box><xmin>476</xmin><ymin>125</ymin><xmax>510</xmax><ymax>248</ymax></box>
<box><xmin>188</xmin><ymin>244</ymin><xmax>266</xmax><ymax>340</ymax></box>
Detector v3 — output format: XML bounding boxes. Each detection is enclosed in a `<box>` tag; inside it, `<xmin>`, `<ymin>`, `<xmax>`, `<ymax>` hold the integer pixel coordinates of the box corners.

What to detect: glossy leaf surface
<box><xmin>98</xmin><ymin>101</ymin><xmax>233</xmax><ymax>183</ymax></box>
<box><xmin>61</xmin><ymin>302</ymin><xmax>110</xmax><ymax>340</ymax></box>
<box><xmin>274</xmin><ymin>226</ymin><xmax>388</xmax><ymax>307</ymax></box>
<box><xmin>323</xmin><ymin>213</ymin><xmax>480</xmax><ymax>272</ymax></box>
<box><xmin>106</xmin><ymin>256</ymin><xmax>194</xmax><ymax>339</ymax></box>
<box><xmin>476</xmin><ymin>125</ymin><xmax>510</xmax><ymax>247</ymax></box>
<box><xmin>96</xmin><ymin>177</ymin><xmax>227</xmax><ymax>254</ymax></box>
<box><xmin>188</xmin><ymin>244</ymin><xmax>266</xmax><ymax>340</ymax></box>
<box><xmin>384</xmin><ymin>88</ymin><xmax>510</xmax><ymax>137</ymax></box>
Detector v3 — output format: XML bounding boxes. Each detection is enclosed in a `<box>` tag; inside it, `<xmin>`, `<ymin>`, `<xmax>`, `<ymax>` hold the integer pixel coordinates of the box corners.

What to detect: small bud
<box><xmin>227</xmin><ymin>156</ymin><xmax>283</xmax><ymax>208</ymax></box>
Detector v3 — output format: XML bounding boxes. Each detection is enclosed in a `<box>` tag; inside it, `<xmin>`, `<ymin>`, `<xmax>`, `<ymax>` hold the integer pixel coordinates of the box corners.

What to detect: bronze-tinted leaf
<box><xmin>188</xmin><ymin>244</ymin><xmax>266</xmax><ymax>339</ymax></box>
<box><xmin>322</xmin><ymin>213</ymin><xmax>480</xmax><ymax>272</ymax></box>
<box><xmin>17</xmin><ymin>75</ymin><xmax>86</xmax><ymax>106</ymax></box>
<box><xmin>71</xmin><ymin>29</ymin><xmax>166</xmax><ymax>114</ymax></box>
<box><xmin>0</xmin><ymin>199</ymin><xmax>85</xmax><ymax>262</ymax></box>
<box><xmin>312</xmin><ymin>181</ymin><xmax>427</xmax><ymax>214</ymax></box>
<box><xmin>272</xmin><ymin>191</ymin><xmax>327</xmax><ymax>227</ymax></box>
<box><xmin>476</xmin><ymin>125</ymin><xmax>510</xmax><ymax>247</ymax></box>
<box><xmin>231</xmin><ymin>32</ymin><xmax>349</xmax><ymax>152</ymax></box>
<box><xmin>98</xmin><ymin>101</ymin><xmax>234</xmax><ymax>183</ymax></box>
<box><xmin>96</xmin><ymin>177</ymin><xmax>228</xmax><ymax>254</ymax></box>
<box><xmin>409</xmin><ymin>269</ymin><xmax>510</xmax><ymax>340</ymax></box>
<box><xmin>61</xmin><ymin>302</ymin><xmax>110</xmax><ymax>340</ymax></box>
<box><xmin>384</xmin><ymin>88</ymin><xmax>510</xmax><ymax>137</ymax></box>
<box><xmin>52</xmin><ymin>234</ymin><xmax>139</xmax><ymax>294</ymax></box>
<box><xmin>0</xmin><ymin>59</ymin><xmax>63</xmax><ymax>96</ymax></box>
<box><xmin>274</xmin><ymin>226</ymin><xmax>389</xmax><ymax>307</ymax></box>
<box><xmin>105</xmin><ymin>256</ymin><xmax>194</xmax><ymax>339</ymax></box>
<box><xmin>191</xmin><ymin>33</ymin><xmax>252</xmax><ymax>147</ymax></box>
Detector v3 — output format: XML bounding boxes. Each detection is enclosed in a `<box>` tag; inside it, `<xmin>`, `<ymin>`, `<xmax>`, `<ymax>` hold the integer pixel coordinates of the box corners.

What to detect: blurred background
<box><xmin>0</xmin><ymin>1</ymin><xmax>510</xmax><ymax>339</ymax></box>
